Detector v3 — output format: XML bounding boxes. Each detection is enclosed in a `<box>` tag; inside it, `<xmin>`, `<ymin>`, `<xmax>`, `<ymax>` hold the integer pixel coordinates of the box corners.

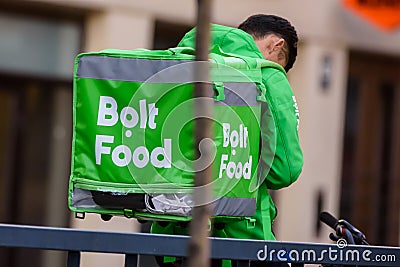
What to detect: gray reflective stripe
<box><xmin>77</xmin><ymin>56</ymin><xmax>260</xmax><ymax>106</ymax></box>
<box><xmin>72</xmin><ymin>188</ymin><xmax>255</xmax><ymax>217</ymax></box>
<box><xmin>71</xmin><ymin>188</ymin><xmax>100</xmax><ymax>209</ymax></box>
<box><xmin>216</xmin><ymin>82</ymin><xmax>259</xmax><ymax>107</ymax></box>
<box><xmin>213</xmin><ymin>197</ymin><xmax>256</xmax><ymax>217</ymax></box>
<box><xmin>77</xmin><ymin>56</ymin><xmax>193</xmax><ymax>82</ymax></box>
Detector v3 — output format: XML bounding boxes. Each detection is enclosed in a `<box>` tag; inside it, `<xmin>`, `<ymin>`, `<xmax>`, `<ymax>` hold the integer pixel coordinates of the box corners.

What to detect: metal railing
<box><xmin>0</xmin><ymin>223</ymin><xmax>399</xmax><ymax>267</ymax></box>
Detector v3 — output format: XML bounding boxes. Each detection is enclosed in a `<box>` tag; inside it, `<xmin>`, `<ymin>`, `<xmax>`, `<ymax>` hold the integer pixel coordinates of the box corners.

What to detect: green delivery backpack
<box><xmin>69</xmin><ymin>46</ymin><xmax>267</xmax><ymax>223</ymax></box>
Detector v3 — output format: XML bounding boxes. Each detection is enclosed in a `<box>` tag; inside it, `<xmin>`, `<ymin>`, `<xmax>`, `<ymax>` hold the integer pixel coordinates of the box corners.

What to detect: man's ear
<box><xmin>273</xmin><ymin>38</ymin><xmax>285</xmax><ymax>51</ymax></box>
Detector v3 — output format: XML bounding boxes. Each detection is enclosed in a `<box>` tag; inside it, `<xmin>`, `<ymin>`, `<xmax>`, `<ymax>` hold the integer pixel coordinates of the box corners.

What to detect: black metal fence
<box><xmin>0</xmin><ymin>223</ymin><xmax>399</xmax><ymax>267</ymax></box>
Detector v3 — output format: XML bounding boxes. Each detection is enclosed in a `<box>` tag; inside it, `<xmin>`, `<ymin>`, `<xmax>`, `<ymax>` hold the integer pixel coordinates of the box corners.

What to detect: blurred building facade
<box><xmin>0</xmin><ymin>1</ymin><xmax>399</xmax><ymax>267</ymax></box>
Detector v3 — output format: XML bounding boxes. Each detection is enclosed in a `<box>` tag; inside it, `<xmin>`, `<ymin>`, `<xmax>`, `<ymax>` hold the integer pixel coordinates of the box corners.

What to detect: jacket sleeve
<box><xmin>259</xmin><ymin>69</ymin><xmax>304</xmax><ymax>190</ymax></box>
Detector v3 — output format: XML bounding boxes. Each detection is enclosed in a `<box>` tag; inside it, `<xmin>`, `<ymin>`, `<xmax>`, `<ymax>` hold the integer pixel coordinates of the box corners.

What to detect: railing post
<box><xmin>232</xmin><ymin>260</ymin><xmax>251</xmax><ymax>267</ymax></box>
<box><xmin>188</xmin><ymin>0</ymin><xmax>213</xmax><ymax>267</ymax></box>
<box><xmin>124</xmin><ymin>254</ymin><xmax>139</xmax><ymax>267</ymax></box>
<box><xmin>67</xmin><ymin>251</ymin><xmax>80</xmax><ymax>267</ymax></box>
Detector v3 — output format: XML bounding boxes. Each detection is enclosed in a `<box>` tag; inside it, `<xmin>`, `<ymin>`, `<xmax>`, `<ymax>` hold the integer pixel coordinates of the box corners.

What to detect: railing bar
<box><xmin>1</xmin><ymin>224</ymin><xmax>400</xmax><ymax>266</ymax></box>
<box><xmin>67</xmin><ymin>251</ymin><xmax>80</xmax><ymax>267</ymax></box>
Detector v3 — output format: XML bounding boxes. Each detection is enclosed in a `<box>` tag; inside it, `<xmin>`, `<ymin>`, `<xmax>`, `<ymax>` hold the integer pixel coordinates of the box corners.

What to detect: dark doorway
<box><xmin>153</xmin><ymin>20</ymin><xmax>193</xmax><ymax>50</ymax></box>
<box><xmin>0</xmin><ymin>76</ymin><xmax>72</xmax><ymax>267</ymax></box>
<box><xmin>340</xmin><ymin>51</ymin><xmax>400</xmax><ymax>246</ymax></box>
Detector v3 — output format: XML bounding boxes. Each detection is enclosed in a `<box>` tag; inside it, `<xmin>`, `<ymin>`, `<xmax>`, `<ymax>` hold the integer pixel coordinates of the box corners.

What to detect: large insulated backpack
<box><xmin>69</xmin><ymin>46</ymin><xmax>268</xmax><ymax>223</ymax></box>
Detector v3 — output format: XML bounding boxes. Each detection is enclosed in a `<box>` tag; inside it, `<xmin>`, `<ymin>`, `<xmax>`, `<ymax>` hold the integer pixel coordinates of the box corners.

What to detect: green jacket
<box><xmin>178</xmin><ymin>24</ymin><xmax>303</xmax><ymax>222</ymax></box>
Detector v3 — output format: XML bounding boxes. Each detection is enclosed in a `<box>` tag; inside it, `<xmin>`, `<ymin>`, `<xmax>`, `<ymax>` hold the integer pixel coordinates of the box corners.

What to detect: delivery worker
<box><xmin>152</xmin><ymin>14</ymin><xmax>304</xmax><ymax>266</ymax></box>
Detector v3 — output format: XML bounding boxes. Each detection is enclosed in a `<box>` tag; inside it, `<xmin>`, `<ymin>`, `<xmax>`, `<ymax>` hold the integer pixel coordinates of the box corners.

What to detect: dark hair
<box><xmin>238</xmin><ymin>14</ymin><xmax>298</xmax><ymax>72</ymax></box>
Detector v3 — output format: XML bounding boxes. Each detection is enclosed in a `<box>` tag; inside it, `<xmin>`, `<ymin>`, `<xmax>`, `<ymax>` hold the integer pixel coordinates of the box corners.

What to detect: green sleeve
<box><xmin>259</xmin><ymin>68</ymin><xmax>304</xmax><ymax>190</ymax></box>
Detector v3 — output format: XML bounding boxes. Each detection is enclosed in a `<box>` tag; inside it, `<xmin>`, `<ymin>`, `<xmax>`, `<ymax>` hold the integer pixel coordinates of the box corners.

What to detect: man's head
<box><xmin>238</xmin><ymin>14</ymin><xmax>298</xmax><ymax>72</ymax></box>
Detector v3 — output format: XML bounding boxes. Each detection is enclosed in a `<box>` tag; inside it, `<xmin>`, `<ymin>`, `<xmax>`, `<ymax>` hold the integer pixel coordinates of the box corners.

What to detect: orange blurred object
<box><xmin>343</xmin><ymin>0</ymin><xmax>400</xmax><ymax>31</ymax></box>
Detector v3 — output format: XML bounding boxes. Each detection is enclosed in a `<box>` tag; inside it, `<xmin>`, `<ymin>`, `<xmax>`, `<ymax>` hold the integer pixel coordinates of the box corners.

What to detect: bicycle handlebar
<box><xmin>319</xmin><ymin>211</ymin><xmax>369</xmax><ymax>245</ymax></box>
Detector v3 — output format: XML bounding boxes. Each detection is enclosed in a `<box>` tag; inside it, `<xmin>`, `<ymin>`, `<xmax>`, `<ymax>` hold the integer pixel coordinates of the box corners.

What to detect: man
<box><xmin>152</xmin><ymin>14</ymin><xmax>303</xmax><ymax>266</ymax></box>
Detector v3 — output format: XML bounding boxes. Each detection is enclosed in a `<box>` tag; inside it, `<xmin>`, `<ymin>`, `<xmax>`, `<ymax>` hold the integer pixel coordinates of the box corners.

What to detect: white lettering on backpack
<box><xmin>95</xmin><ymin>96</ymin><xmax>172</xmax><ymax>169</ymax></box>
<box><xmin>97</xmin><ymin>96</ymin><xmax>158</xmax><ymax>129</ymax></box>
<box><xmin>218</xmin><ymin>123</ymin><xmax>252</xmax><ymax>180</ymax></box>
